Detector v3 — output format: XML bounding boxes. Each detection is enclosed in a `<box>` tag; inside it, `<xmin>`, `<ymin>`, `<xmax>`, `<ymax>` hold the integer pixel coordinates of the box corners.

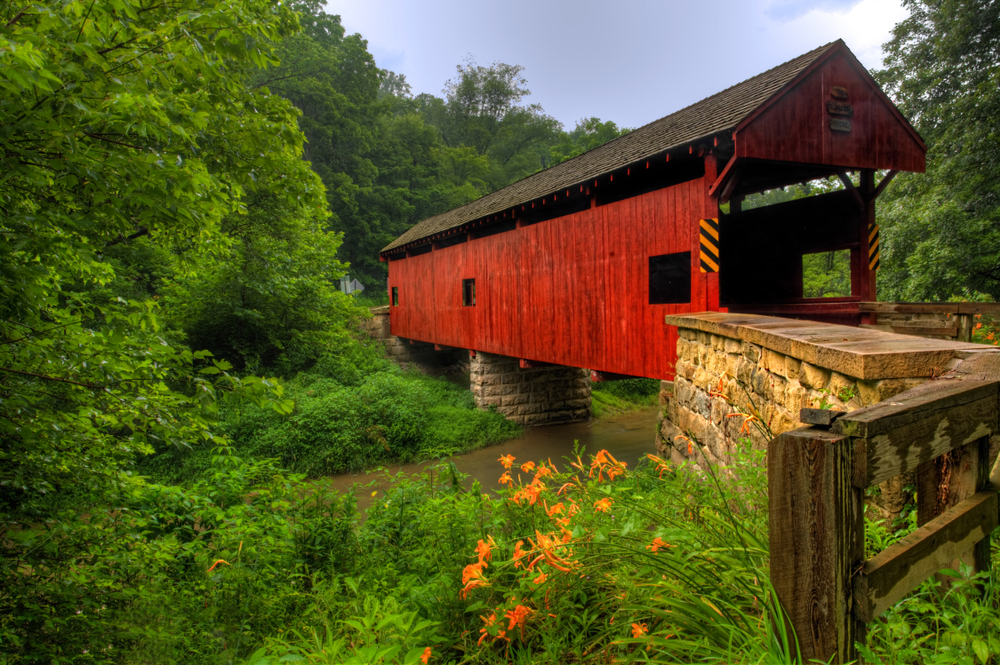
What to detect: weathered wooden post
<box><xmin>769</xmin><ymin>427</ymin><xmax>865</xmax><ymax>664</ymax></box>
<box><xmin>770</xmin><ymin>379</ymin><xmax>1000</xmax><ymax>664</ymax></box>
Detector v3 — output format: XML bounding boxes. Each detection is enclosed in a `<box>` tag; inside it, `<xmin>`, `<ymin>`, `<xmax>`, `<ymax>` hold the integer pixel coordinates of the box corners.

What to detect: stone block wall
<box><xmin>657</xmin><ymin>328</ymin><xmax>941</xmax><ymax>468</ymax></box>
<box><xmin>470</xmin><ymin>352</ymin><xmax>591</xmax><ymax>426</ymax></box>
<box><xmin>658</xmin><ymin>312</ymin><xmax>1000</xmax><ymax>522</ymax></box>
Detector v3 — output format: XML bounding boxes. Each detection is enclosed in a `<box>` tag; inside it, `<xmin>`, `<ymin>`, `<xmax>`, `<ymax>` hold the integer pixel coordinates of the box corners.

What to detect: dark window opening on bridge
<box><xmin>649</xmin><ymin>252</ymin><xmax>691</xmax><ymax>304</ymax></box>
<box><xmin>392</xmin><ymin>287</ymin><xmax>399</xmax><ymax>306</ymax></box>
<box><xmin>462</xmin><ymin>279</ymin><xmax>476</xmax><ymax>306</ymax></box>
<box><xmin>802</xmin><ymin>249</ymin><xmax>852</xmax><ymax>298</ymax></box>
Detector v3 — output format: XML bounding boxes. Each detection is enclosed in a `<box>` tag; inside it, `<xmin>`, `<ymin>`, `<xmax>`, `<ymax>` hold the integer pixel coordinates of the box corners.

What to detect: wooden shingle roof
<box><xmin>382</xmin><ymin>40</ymin><xmax>842</xmax><ymax>254</ymax></box>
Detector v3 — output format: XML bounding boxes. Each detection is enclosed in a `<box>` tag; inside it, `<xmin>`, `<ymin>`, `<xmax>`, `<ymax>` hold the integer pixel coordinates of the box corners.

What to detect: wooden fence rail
<box><xmin>769</xmin><ymin>379</ymin><xmax>1000</xmax><ymax>664</ymax></box>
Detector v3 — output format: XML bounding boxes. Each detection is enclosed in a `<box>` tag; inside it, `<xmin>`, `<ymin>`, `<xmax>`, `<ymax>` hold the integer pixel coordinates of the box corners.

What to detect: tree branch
<box><xmin>0</xmin><ymin>366</ymin><xmax>104</xmax><ymax>390</ymax></box>
<box><xmin>6</xmin><ymin>7</ymin><xmax>28</xmax><ymax>27</ymax></box>
<box><xmin>103</xmin><ymin>226</ymin><xmax>150</xmax><ymax>248</ymax></box>
<box><xmin>83</xmin><ymin>133</ymin><xmax>145</xmax><ymax>150</ymax></box>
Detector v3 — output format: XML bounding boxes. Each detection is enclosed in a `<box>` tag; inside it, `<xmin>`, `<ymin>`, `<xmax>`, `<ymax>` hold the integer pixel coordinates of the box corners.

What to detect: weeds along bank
<box><xmin>142</xmin><ymin>295</ymin><xmax>661</xmax><ymax>486</ymax></box>
<box><xmin>590</xmin><ymin>378</ymin><xmax>661</xmax><ymax>419</ymax></box>
<box><xmin>140</xmin><ymin>332</ymin><xmax>521</xmax><ymax>483</ymax></box>
<box><xmin>9</xmin><ymin>444</ymin><xmax>997</xmax><ymax>663</ymax></box>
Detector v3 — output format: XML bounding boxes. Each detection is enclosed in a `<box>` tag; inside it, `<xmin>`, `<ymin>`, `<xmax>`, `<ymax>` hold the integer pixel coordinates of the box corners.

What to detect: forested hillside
<box><xmin>254</xmin><ymin>0</ymin><xmax>630</xmax><ymax>291</ymax></box>
<box><xmin>1</xmin><ymin>0</ymin><xmax>998</xmax><ymax>662</ymax></box>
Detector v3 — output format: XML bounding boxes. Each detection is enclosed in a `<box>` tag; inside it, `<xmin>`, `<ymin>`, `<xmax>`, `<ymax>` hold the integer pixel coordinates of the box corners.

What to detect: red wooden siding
<box><xmin>736</xmin><ymin>52</ymin><xmax>925</xmax><ymax>173</ymax></box>
<box><xmin>388</xmin><ymin>177</ymin><xmax>708</xmax><ymax>380</ymax></box>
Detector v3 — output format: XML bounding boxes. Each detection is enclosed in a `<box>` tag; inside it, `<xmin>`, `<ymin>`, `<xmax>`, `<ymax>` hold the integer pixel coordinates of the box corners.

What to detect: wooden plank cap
<box><xmin>800</xmin><ymin>408</ymin><xmax>847</xmax><ymax>427</ymax></box>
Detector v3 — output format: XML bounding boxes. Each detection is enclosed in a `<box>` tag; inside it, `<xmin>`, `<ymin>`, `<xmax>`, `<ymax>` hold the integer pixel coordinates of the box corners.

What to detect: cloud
<box><xmin>766</xmin><ymin>0</ymin><xmax>864</xmax><ymax>21</ymax></box>
<box><xmin>766</xmin><ymin>0</ymin><xmax>908</xmax><ymax>69</ymax></box>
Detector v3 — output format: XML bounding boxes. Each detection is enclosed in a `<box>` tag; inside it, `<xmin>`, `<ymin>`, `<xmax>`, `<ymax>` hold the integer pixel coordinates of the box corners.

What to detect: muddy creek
<box><xmin>322</xmin><ymin>407</ymin><xmax>659</xmax><ymax>499</ymax></box>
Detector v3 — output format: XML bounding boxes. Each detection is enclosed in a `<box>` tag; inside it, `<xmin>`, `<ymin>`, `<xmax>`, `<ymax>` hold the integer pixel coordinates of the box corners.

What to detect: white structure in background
<box><xmin>339</xmin><ymin>275</ymin><xmax>365</xmax><ymax>295</ymax></box>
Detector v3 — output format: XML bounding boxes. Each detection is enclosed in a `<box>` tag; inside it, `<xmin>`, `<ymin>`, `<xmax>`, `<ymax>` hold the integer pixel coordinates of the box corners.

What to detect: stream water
<box><xmin>321</xmin><ymin>407</ymin><xmax>660</xmax><ymax>499</ymax></box>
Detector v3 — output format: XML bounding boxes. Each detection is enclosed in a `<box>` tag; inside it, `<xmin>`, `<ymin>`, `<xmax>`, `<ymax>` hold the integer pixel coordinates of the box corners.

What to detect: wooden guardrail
<box><xmin>769</xmin><ymin>379</ymin><xmax>999</xmax><ymax>664</ymax></box>
<box><xmin>859</xmin><ymin>301</ymin><xmax>1000</xmax><ymax>342</ymax></box>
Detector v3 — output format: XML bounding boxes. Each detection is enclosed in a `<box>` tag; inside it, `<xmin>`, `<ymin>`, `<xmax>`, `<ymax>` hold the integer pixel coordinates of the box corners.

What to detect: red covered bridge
<box><xmin>380</xmin><ymin>40</ymin><xmax>926</xmax><ymax>382</ymax></box>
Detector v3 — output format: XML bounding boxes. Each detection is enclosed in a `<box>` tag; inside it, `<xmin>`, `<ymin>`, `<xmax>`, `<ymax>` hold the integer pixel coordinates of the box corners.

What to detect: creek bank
<box><xmin>322</xmin><ymin>406</ymin><xmax>660</xmax><ymax>502</ymax></box>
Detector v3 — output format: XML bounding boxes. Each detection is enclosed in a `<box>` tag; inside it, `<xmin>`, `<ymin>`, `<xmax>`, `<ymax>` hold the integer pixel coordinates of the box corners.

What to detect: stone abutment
<box><xmin>658</xmin><ymin>312</ymin><xmax>1000</xmax><ymax>521</ymax></box>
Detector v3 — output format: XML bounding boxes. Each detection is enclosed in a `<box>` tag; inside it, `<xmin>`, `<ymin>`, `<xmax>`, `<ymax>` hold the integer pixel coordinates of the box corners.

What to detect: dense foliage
<box><xmin>875</xmin><ymin>0</ymin><xmax>1000</xmax><ymax>301</ymax></box>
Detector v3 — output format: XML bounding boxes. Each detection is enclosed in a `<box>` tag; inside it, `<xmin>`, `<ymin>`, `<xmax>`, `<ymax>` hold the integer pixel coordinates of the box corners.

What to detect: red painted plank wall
<box><xmin>736</xmin><ymin>52</ymin><xmax>925</xmax><ymax>173</ymax></box>
<box><xmin>388</xmin><ymin>175</ymin><xmax>712</xmax><ymax>380</ymax></box>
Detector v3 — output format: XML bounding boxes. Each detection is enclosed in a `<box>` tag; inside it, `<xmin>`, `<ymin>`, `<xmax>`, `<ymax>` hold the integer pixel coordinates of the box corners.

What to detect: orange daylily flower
<box><xmin>207</xmin><ymin>559</ymin><xmax>230</xmax><ymax>572</ymax></box>
<box><xmin>533</xmin><ymin>571</ymin><xmax>548</xmax><ymax>585</ymax></box>
<box><xmin>499</xmin><ymin>454</ymin><xmax>516</xmax><ymax>469</ymax></box>
<box><xmin>505</xmin><ymin>604</ymin><xmax>533</xmax><ymax>639</ymax></box>
<box><xmin>727</xmin><ymin>412</ymin><xmax>759</xmax><ymax>435</ymax></box>
<box><xmin>420</xmin><ymin>647</ymin><xmax>432</xmax><ymax>663</ymax></box>
<box><xmin>631</xmin><ymin>622</ymin><xmax>648</xmax><ymax>637</ymax></box>
<box><xmin>478</xmin><ymin>612</ymin><xmax>509</xmax><ymax>645</ymax></box>
<box><xmin>674</xmin><ymin>434</ymin><xmax>694</xmax><ymax>455</ymax></box>
<box><xmin>591</xmin><ymin>449</ymin><xmax>628</xmax><ymax>482</ymax></box>
<box><xmin>520</xmin><ymin>461</ymin><xmax>536</xmax><ymax>473</ymax></box>
<box><xmin>708</xmin><ymin>376</ymin><xmax>729</xmax><ymax>401</ymax></box>
<box><xmin>646</xmin><ymin>454</ymin><xmax>671</xmax><ymax>479</ymax></box>
<box><xmin>512</xmin><ymin>478</ymin><xmax>545</xmax><ymax>505</ymax></box>
<box><xmin>498</xmin><ymin>470</ymin><xmax>513</xmax><ymax>486</ymax></box>
<box><xmin>646</xmin><ymin>537</ymin><xmax>672</xmax><ymax>552</ymax></box>
<box><xmin>557</xmin><ymin>479</ymin><xmax>579</xmax><ymax>495</ymax></box>
<box><xmin>528</xmin><ymin>530</ymin><xmax>576</xmax><ymax>572</ymax></box>
<box><xmin>475</xmin><ymin>537</ymin><xmax>495</xmax><ymax>566</ymax></box>
<box><xmin>593</xmin><ymin>497</ymin><xmax>613</xmax><ymax>513</ymax></box>
<box><xmin>461</xmin><ymin>562</ymin><xmax>489</xmax><ymax>598</ymax></box>
<box><xmin>545</xmin><ymin>501</ymin><xmax>565</xmax><ymax>517</ymax></box>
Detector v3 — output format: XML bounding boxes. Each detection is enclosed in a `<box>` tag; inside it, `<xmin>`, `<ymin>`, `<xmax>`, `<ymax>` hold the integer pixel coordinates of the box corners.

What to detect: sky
<box><xmin>324</xmin><ymin>0</ymin><xmax>909</xmax><ymax>131</ymax></box>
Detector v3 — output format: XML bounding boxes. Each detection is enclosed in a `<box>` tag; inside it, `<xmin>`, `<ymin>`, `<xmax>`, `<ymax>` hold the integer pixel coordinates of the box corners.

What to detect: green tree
<box><xmin>433</xmin><ymin>57</ymin><xmax>562</xmax><ymax>190</ymax></box>
<box><xmin>164</xmin><ymin>183</ymin><xmax>352</xmax><ymax>376</ymax></box>
<box><xmin>875</xmin><ymin>0</ymin><xmax>1000</xmax><ymax>300</ymax></box>
<box><xmin>550</xmin><ymin>117</ymin><xmax>632</xmax><ymax>165</ymax></box>
<box><xmin>252</xmin><ymin>1</ymin><xmax>390</xmax><ymax>289</ymax></box>
<box><xmin>0</xmin><ymin>6</ymin><xmax>311</xmax><ymax>655</ymax></box>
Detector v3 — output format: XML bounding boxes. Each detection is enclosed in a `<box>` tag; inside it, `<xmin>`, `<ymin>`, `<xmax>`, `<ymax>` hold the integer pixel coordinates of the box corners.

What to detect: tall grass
<box><xmin>243</xmin><ymin>440</ymin><xmax>1000</xmax><ymax>665</ymax></box>
<box><xmin>591</xmin><ymin>377</ymin><xmax>661</xmax><ymax>419</ymax></box>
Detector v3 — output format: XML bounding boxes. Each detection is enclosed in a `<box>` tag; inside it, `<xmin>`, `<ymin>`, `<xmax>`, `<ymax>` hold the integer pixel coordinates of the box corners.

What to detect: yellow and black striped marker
<box><xmin>699</xmin><ymin>218</ymin><xmax>719</xmax><ymax>273</ymax></box>
<box><xmin>868</xmin><ymin>222</ymin><xmax>880</xmax><ymax>271</ymax></box>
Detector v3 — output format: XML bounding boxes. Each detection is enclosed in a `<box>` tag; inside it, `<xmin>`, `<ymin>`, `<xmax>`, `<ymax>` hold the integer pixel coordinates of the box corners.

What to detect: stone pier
<box><xmin>470</xmin><ymin>352</ymin><xmax>591</xmax><ymax>426</ymax></box>
<box><xmin>359</xmin><ymin>306</ymin><xmax>465</xmax><ymax>373</ymax></box>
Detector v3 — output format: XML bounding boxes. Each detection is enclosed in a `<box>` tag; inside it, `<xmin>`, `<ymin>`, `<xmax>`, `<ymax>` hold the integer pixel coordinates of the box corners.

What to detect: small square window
<box><xmin>391</xmin><ymin>287</ymin><xmax>399</xmax><ymax>306</ymax></box>
<box><xmin>462</xmin><ymin>279</ymin><xmax>476</xmax><ymax>306</ymax></box>
<box><xmin>649</xmin><ymin>252</ymin><xmax>691</xmax><ymax>304</ymax></box>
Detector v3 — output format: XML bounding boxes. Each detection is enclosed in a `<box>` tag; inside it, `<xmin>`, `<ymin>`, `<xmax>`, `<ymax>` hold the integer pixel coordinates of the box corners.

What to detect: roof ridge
<box><xmin>382</xmin><ymin>40</ymin><xmax>843</xmax><ymax>254</ymax></box>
